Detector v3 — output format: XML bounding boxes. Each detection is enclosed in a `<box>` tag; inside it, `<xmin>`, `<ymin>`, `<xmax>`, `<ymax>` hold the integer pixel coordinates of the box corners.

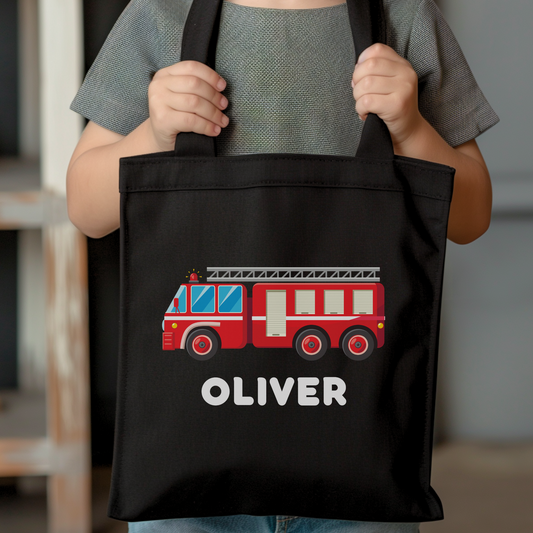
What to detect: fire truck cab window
<box><xmin>295</xmin><ymin>290</ymin><xmax>315</xmax><ymax>314</ymax></box>
<box><xmin>353</xmin><ymin>289</ymin><xmax>373</xmax><ymax>314</ymax></box>
<box><xmin>324</xmin><ymin>290</ymin><xmax>344</xmax><ymax>314</ymax></box>
<box><xmin>218</xmin><ymin>285</ymin><xmax>243</xmax><ymax>313</ymax></box>
<box><xmin>191</xmin><ymin>285</ymin><xmax>215</xmax><ymax>313</ymax></box>
<box><xmin>167</xmin><ymin>285</ymin><xmax>187</xmax><ymax>313</ymax></box>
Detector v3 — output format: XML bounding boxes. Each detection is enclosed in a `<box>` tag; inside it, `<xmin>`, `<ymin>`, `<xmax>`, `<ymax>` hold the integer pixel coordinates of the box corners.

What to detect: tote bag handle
<box><xmin>174</xmin><ymin>0</ymin><xmax>393</xmax><ymax>161</ymax></box>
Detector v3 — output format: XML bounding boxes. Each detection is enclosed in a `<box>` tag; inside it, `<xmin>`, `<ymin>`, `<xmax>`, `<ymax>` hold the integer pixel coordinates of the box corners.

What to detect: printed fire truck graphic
<box><xmin>162</xmin><ymin>267</ymin><xmax>385</xmax><ymax>361</ymax></box>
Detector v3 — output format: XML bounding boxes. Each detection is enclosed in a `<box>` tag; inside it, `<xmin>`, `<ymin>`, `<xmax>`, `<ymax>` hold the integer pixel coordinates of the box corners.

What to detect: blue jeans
<box><xmin>128</xmin><ymin>516</ymin><xmax>420</xmax><ymax>533</ymax></box>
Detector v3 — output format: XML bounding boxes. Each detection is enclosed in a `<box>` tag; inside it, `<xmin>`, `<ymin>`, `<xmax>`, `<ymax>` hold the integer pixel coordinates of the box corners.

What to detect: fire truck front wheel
<box><xmin>186</xmin><ymin>329</ymin><xmax>219</xmax><ymax>361</ymax></box>
<box><xmin>342</xmin><ymin>328</ymin><xmax>374</xmax><ymax>361</ymax></box>
<box><xmin>295</xmin><ymin>329</ymin><xmax>329</xmax><ymax>361</ymax></box>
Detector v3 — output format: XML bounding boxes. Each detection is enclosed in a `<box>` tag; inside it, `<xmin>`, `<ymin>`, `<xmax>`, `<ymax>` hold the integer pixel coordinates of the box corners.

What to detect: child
<box><xmin>67</xmin><ymin>0</ymin><xmax>499</xmax><ymax>531</ymax></box>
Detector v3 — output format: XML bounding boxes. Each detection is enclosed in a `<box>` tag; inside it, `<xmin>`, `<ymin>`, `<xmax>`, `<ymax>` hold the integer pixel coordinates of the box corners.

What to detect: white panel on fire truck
<box><xmin>324</xmin><ymin>290</ymin><xmax>344</xmax><ymax>314</ymax></box>
<box><xmin>353</xmin><ymin>290</ymin><xmax>373</xmax><ymax>315</ymax></box>
<box><xmin>266</xmin><ymin>291</ymin><xmax>286</xmax><ymax>337</ymax></box>
<box><xmin>295</xmin><ymin>290</ymin><xmax>315</xmax><ymax>314</ymax></box>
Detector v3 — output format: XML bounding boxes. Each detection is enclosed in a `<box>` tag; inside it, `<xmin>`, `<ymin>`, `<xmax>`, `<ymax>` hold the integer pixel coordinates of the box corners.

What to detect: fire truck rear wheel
<box><xmin>186</xmin><ymin>329</ymin><xmax>219</xmax><ymax>361</ymax></box>
<box><xmin>342</xmin><ymin>328</ymin><xmax>374</xmax><ymax>361</ymax></box>
<box><xmin>295</xmin><ymin>329</ymin><xmax>328</xmax><ymax>361</ymax></box>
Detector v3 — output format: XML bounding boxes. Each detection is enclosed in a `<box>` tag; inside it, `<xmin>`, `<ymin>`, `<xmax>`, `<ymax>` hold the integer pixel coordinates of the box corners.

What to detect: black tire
<box><xmin>185</xmin><ymin>328</ymin><xmax>219</xmax><ymax>361</ymax></box>
<box><xmin>341</xmin><ymin>328</ymin><xmax>374</xmax><ymax>361</ymax></box>
<box><xmin>294</xmin><ymin>328</ymin><xmax>328</xmax><ymax>361</ymax></box>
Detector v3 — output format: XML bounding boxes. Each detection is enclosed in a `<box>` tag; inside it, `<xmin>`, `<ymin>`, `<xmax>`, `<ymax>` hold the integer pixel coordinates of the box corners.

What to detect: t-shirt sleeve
<box><xmin>69</xmin><ymin>0</ymin><xmax>191</xmax><ymax>136</ymax></box>
<box><xmin>403</xmin><ymin>0</ymin><xmax>499</xmax><ymax>147</ymax></box>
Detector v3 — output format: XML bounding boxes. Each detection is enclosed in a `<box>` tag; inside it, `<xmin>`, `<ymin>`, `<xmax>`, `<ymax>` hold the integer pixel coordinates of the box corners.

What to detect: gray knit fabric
<box><xmin>69</xmin><ymin>0</ymin><xmax>499</xmax><ymax>156</ymax></box>
<box><xmin>215</xmin><ymin>2</ymin><xmax>359</xmax><ymax>156</ymax></box>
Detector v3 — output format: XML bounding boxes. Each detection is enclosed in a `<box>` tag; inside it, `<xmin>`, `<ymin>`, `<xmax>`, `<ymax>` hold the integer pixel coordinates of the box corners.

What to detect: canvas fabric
<box><xmin>108</xmin><ymin>0</ymin><xmax>454</xmax><ymax>524</ymax></box>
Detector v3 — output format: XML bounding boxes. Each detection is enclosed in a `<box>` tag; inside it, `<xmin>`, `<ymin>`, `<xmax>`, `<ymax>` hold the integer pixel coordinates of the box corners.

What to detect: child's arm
<box><xmin>352</xmin><ymin>43</ymin><xmax>492</xmax><ymax>245</ymax></box>
<box><xmin>66</xmin><ymin>61</ymin><xmax>229</xmax><ymax>239</ymax></box>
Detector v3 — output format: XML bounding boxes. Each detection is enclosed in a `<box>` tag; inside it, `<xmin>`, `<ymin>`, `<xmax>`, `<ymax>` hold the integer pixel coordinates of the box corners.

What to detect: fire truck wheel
<box><xmin>186</xmin><ymin>329</ymin><xmax>219</xmax><ymax>361</ymax></box>
<box><xmin>342</xmin><ymin>328</ymin><xmax>374</xmax><ymax>361</ymax></box>
<box><xmin>295</xmin><ymin>329</ymin><xmax>328</xmax><ymax>361</ymax></box>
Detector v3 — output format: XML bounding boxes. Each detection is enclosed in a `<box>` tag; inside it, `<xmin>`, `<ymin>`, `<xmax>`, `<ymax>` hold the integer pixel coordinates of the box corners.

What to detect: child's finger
<box><xmin>356</xmin><ymin>43</ymin><xmax>407</xmax><ymax>66</ymax></box>
<box><xmin>163</xmin><ymin>105</ymin><xmax>225</xmax><ymax>137</ymax></box>
<box><xmin>165</xmin><ymin>75</ymin><xmax>229</xmax><ymax>111</ymax></box>
<box><xmin>159</xmin><ymin>60</ymin><xmax>227</xmax><ymax>93</ymax></box>
<box><xmin>163</xmin><ymin>89</ymin><xmax>229</xmax><ymax>132</ymax></box>
<box><xmin>352</xmin><ymin>75</ymin><xmax>398</xmax><ymax>102</ymax></box>
<box><xmin>355</xmin><ymin>93</ymin><xmax>394</xmax><ymax>122</ymax></box>
<box><xmin>180</xmin><ymin>111</ymin><xmax>226</xmax><ymax>137</ymax></box>
<box><xmin>352</xmin><ymin>57</ymin><xmax>400</xmax><ymax>87</ymax></box>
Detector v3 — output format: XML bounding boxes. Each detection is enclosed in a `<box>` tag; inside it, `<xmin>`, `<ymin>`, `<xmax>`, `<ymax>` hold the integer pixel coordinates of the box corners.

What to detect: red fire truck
<box><xmin>162</xmin><ymin>267</ymin><xmax>385</xmax><ymax>361</ymax></box>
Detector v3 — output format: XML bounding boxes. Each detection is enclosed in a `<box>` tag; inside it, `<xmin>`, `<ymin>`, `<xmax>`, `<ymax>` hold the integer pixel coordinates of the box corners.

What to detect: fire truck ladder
<box><xmin>206</xmin><ymin>267</ymin><xmax>380</xmax><ymax>282</ymax></box>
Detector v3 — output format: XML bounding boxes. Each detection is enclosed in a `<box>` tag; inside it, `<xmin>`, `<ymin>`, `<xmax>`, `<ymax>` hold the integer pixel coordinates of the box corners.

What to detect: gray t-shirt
<box><xmin>70</xmin><ymin>1</ymin><xmax>495</xmax><ymax>531</ymax></box>
<box><xmin>70</xmin><ymin>0</ymin><xmax>499</xmax><ymax>157</ymax></box>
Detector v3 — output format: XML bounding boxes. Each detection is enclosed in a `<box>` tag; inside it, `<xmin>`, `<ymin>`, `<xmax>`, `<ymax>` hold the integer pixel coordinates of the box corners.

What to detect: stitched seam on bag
<box><xmin>117</xmin><ymin>203</ymin><xmax>129</xmax><ymax>516</ymax></box>
<box><xmin>122</xmin><ymin>183</ymin><xmax>451</xmax><ymax>201</ymax></box>
<box><xmin>423</xmin><ymin>202</ymin><xmax>448</xmax><ymax>516</ymax></box>
<box><xmin>121</xmin><ymin>157</ymin><xmax>453</xmax><ymax>176</ymax></box>
<box><xmin>107</xmin><ymin>205</ymin><xmax>127</xmax><ymax>517</ymax></box>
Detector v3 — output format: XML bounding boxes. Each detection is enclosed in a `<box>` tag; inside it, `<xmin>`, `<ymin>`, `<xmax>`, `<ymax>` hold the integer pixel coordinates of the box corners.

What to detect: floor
<box><xmin>421</xmin><ymin>442</ymin><xmax>533</xmax><ymax>533</ymax></box>
<box><xmin>0</xmin><ymin>442</ymin><xmax>532</xmax><ymax>533</ymax></box>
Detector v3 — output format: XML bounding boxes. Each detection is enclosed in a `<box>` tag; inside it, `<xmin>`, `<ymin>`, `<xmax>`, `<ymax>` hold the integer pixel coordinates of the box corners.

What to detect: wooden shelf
<box><xmin>0</xmin><ymin>389</ymin><xmax>48</xmax><ymax>477</ymax></box>
<box><xmin>492</xmin><ymin>172</ymin><xmax>533</xmax><ymax>215</ymax></box>
<box><xmin>0</xmin><ymin>389</ymin><xmax>47</xmax><ymax>439</ymax></box>
<box><xmin>0</xmin><ymin>0</ymin><xmax>91</xmax><ymax>528</ymax></box>
<box><xmin>0</xmin><ymin>157</ymin><xmax>68</xmax><ymax>229</ymax></box>
<box><xmin>0</xmin><ymin>157</ymin><xmax>40</xmax><ymax>191</ymax></box>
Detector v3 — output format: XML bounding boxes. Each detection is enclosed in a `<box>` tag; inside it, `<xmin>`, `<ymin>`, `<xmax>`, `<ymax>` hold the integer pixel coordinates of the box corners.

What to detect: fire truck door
<box><xmin>266</xmin><ymin>290</ymin><xmax>286</xmax><ymax>337</ymax></box>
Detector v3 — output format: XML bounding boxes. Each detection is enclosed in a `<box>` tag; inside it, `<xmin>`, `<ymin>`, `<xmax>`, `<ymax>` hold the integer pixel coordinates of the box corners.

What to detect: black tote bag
<box><xmin>108</xmin><ymin>0</ymin><xmax>454</xmax><ymax>523</ymax></box>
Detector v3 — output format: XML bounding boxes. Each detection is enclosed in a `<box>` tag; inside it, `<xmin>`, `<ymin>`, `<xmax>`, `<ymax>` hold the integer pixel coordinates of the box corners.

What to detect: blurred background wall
<box><xmin>435</xmin><ymin>0</ymin><xmax>533</xmax><ymax>441</ymax></box>
<box><xmin>0</xmin><ymin>0</ymin><xmax>20</xmax><ymax>391</ymax></box>
<box><xmin>0</xmin><ymin>0</ymin><xmax>531</xmax><ymax>470</ymax></box>
<box><xmin>0</xmin><ymin>0</ymin><xmax>128</xmax><ymax>468</ymax></box>
<box><xmin>0</xmin><ymin>0</ymin><xmax>19</xmax><ymax>157</ymax></box>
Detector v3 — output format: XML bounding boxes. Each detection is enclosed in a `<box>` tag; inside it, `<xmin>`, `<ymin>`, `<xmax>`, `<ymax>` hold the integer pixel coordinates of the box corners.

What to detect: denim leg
<box><xmin>285</xmin><ymin>517</ymin><xmax>420</xmax><ymax>533</ymax></box>
<box><xmin>127</xmin><ymin>516</ymin><xmax>420</xmax><ymax>533</ymax></box>
<box><xmin>274</xmin><ymin>516</ymin><xmax>300</xmax><ymax>533</ymax></box>
<box><xmin>128</xmin><ymin>515</ymin><xmax>277</xmax><ymax>533</ymax></box>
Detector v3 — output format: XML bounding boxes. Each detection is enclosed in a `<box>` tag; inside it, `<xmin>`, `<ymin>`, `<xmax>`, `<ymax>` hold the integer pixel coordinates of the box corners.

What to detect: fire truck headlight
<box><xmin>378</xmin><ymin>323</ymin><xmax>384</xmax><ymax>329</ymax></box>
<box><xmin>172</xmin><ymin>323</ymin><xmax>178</xmax><ymax>329</ymax></box>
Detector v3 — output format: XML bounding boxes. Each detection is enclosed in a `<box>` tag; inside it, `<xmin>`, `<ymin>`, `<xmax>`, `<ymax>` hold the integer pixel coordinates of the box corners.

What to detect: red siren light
<box><xmin>189</xmin><ymin>272</ymin><xmax>199</xmax><ymax>282</ymax></box>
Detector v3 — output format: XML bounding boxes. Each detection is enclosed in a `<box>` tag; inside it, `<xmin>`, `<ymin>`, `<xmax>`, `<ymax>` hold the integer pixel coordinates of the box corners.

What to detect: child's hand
<box><xmin>147</xmin><ymin>60</ymin><xmax>230</xmax><ymax>151</ymax></box>
<box><xmin>351</xmin><ymin>43</ymin><xmax>422</xmax><ymax>147</ymax></box>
